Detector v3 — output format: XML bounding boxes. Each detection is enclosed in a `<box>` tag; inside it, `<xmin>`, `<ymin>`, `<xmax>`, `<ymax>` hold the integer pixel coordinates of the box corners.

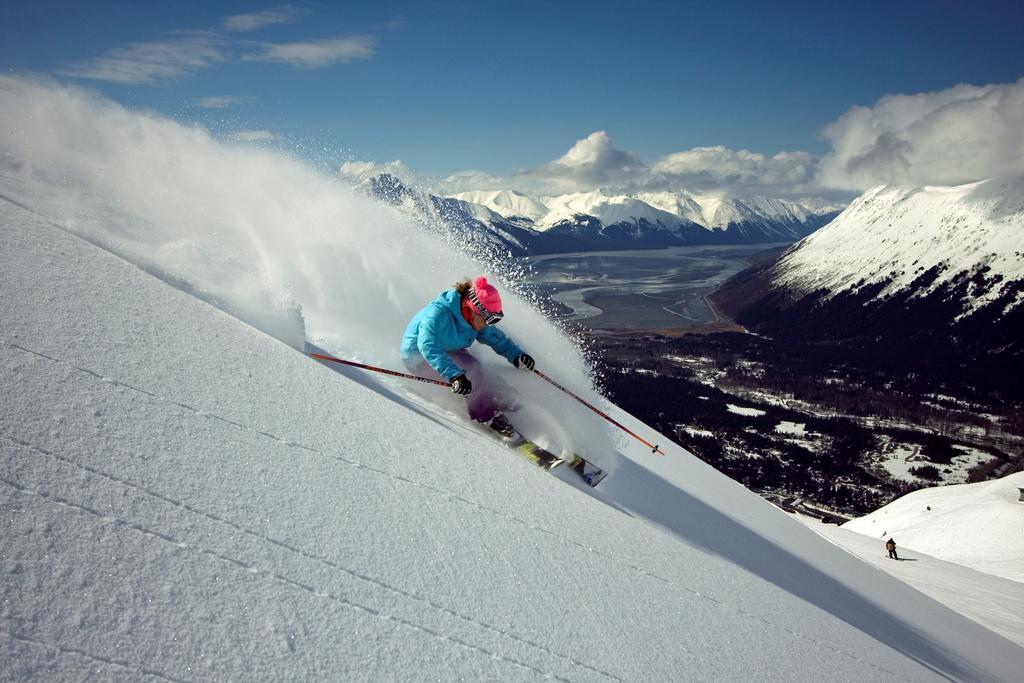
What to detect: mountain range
<box><xmin>712</xmin><ymin>176</ymin><xmax>1024</xmax><ymax>399</ymax></box>
<box><xmin>363</xmin><ymin>174</ymin><xmax>844</xmax><ymax>256</ymax></box>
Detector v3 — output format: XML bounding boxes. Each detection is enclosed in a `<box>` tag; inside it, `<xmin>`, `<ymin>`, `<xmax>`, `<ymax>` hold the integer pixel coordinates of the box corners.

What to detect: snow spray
<box><xmin>0</xmin><ymin>75</ymin><xmax>618</xmax><ymax>460</ymax></box>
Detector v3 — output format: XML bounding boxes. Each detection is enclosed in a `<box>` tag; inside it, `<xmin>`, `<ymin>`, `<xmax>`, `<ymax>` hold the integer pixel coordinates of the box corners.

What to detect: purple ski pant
<box><xmin>403</xmin><ymin>350</ymin><xmax>519</xmax><ymax>422</ymax></box>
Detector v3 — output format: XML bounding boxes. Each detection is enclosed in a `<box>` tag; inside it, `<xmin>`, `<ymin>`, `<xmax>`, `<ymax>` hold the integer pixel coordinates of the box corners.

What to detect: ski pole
<box><xmin>531</xmin><ymin>368</ymin><xmax>665</xmax><ymax>456</ymax></box>
<box><xmin>309</xmin><ymin>353</ymin><xmax>451</xmax><ymax>387</ymax></box>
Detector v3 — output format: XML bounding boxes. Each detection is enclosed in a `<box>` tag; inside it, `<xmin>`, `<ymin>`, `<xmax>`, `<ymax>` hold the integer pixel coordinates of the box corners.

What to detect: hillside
<box><xmin>4</xmin><ymin>175</ymin><xmax>1023</xmax><ymax>681</ymax></box>
<box><xmin>842</xmin><ymin>472</ymin><xmax>1024</xmax><ymax>583</ymax></box>
<box><xmin>797</xmin><ymin>514</ymin><xmax>1024</xmax><ymax>649</ymax></box>
<box><xmin>712</xmin><ymin>178</ymin><xmax>1024</xmax><ymax>401</ymax></box>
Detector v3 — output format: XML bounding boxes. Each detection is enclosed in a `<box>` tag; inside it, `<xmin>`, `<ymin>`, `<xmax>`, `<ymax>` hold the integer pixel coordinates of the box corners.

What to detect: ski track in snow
<box><xmin>0</xmin><ymin>340</ymin><xmax>615</xmax><ymax>681</ymax></box>
<box><xmin>0</xmin><ymin>337</ymin><xmax>906</xmax><ymax>680</ymax></box>
<box><xmin>1</xmin><ymin>626</ymin><xmax>189</xmax><ymax>682</ymax></box>
<box><xmin>0</xmin><ymin>473</ymin><xmax>586</xmax><ymax>683</ymax></box>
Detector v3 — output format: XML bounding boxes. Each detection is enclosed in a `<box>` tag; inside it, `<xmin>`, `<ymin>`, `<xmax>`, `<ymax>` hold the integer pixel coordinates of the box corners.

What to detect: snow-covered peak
<box><xmin>689</xmin><ymin>194</ymin><xmax>746</xmax><ymax>229</ymax></box>
<box><xmin>446</xmin><ymin>186</ymin><xmax>843</xmax><ymax>234</ymax></box>
<box><xmin>634</xmin><ymin>190</ymin><xmax>706</xmax><ymax>224</ymax></box>
<box><xmin>681</xmin><ymin>194</ymin><xmax>818</xmax><ymax>229</ymax></box>
<box><xmin>775</xmin><ymin>176</ymin><xmax>1024</xmax><ymax>315</ymax></box>
<box><xmin>444</xmin><ymin>195</ymin><xmax>504</xmax><ymax>223</ymax></box>
<box><xmin>738</xmin><ymin>196</ymin><xmax>816</xmax><ymax>222</ymax></box>
<box><xmin>534</xmin><ymin>190</ymin><xmax>684</xmax><ymax>231</ymax></box>
<box><xmin>541</xmin><ymin>189</ymin><xmax>837</xmax><ymax>231</ymax></box>
<box><xmin>793</xmin><ymin>196</ymin><xmax>849</xmax><ymax>215</ymax></box>
<box><xmin>449</xmin><ymin>189</ymin><xmax>549</xmax><ymax>221</ymax></box>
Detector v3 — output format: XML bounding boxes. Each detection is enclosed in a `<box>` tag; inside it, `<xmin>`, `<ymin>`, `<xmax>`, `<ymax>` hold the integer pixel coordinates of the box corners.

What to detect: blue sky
<box><xmin>3</xmin><ymin>1</ymin><xmax>1023</xmax><ymax>195</ymax></box>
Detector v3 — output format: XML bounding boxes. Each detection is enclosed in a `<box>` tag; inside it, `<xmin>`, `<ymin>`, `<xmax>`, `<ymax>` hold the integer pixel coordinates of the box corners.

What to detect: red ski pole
<box><xmin>309</xmin><ymin>353</ymin><xmax>451</xmax><ymax>387</ymax></box>
<box><xmin>531</xmin><ymin>368</ymin><xmax>665</xmax><ymax>455</ymax></box>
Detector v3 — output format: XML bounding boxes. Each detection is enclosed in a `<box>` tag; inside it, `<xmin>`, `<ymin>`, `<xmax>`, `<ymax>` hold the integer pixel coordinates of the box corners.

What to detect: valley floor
<box><xmin>593</xmin><ymin>330</ymin><xmax>1024</xmax><ymax>517</ymax></box>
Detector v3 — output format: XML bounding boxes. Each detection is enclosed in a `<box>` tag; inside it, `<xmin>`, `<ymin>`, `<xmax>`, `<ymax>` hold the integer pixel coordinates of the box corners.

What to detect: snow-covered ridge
<box><xmin>366</xmin><ymin>176</ymin><xmax>841</xmax><ymax>256</ymax></box>
<box><xmin>535</xmin><ymin>190</ymin><xmax>685</xmax><ymax>231</ymax></box>
<box><xmin>451</xmin><ymin>187</ymin><xmax>841</xmax><ymax>231</ymax></box>
<box><xmin>449</xmin><ymin>189</ymin><xmax>549</xmax><ymax>221</ymax></box>
<box><xmin>774</xmin><ymin>176</ymin><xmax>1024</xmax><ymax>315</ymax></box>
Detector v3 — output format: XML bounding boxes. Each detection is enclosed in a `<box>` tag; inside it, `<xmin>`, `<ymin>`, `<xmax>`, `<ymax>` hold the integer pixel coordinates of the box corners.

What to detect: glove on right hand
<box><xmin>514</xmin><ymin>353</ymin><xmax>535</xmax><ymax>371</ymax></box>
<box><xmin>451</xmin><ymin>373</ymin><xmax>473</xmax><ymax>396</ymax></box>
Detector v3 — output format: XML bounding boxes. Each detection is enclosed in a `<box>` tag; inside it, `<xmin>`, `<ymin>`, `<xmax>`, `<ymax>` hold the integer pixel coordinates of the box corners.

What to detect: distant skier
<box><xmin>885</xmin><ymin>538</ymin><xmax>898</xmax><ymax>560</ymax></box>
<box><xmin>401</xmin><ymin>276</ymin><xmax>535</xmax><ymax>433</ymax></box>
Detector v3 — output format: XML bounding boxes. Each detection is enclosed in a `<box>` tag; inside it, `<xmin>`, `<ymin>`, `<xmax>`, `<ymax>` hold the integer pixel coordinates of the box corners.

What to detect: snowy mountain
<box><xmin>712</xmin><ymin>177</ymin><xmax>1024</xmax><ymax>399</ymax></box>
<box><xmin>376</xmin><ymin>178</ymin><xmax>841</xmax><ymax>255</ymax></box>
<box><xmin>3</xmin><ymin>76</ymin><xmax>1023</xmax><ymax>679</ymax></box>
<box><xmin>774</xmin><ymin>178</ymin><xmax>1024</xmax><ymax>317</ymax></box>
<box><xmin>364</xmin><ymin>173</ymin><xmax>538</xmax><ymax>258</ymax></box>
<box><xmin>449</xmin><ymin>189</ymin><xmax>549</xmax><ymax>222</ymax></box>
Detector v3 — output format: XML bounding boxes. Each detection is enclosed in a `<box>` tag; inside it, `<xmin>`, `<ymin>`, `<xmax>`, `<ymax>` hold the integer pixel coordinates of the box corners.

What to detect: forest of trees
<box><xmin>592</xmin><ymin>332</ymin><xmax>1019</xmax><ymax>516</ymax></box>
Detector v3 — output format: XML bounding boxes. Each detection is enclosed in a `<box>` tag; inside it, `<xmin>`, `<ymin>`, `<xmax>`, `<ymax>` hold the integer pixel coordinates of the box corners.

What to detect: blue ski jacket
<box><xmin>401</xmin><ymin>289</ymin><xmax>523</xmax><ymax>380</ymax></box>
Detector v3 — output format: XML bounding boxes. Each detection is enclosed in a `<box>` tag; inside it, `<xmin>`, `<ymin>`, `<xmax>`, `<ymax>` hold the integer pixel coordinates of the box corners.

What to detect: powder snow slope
<box><xmin>842</xmin><ymin>472</ymin><xmax>1024</xmax><ymax>584</ymax></box>
<box><xmin>3</xmin><ymin>197</ymin><xmax>1024</xmax><ymax>681</ymax></box>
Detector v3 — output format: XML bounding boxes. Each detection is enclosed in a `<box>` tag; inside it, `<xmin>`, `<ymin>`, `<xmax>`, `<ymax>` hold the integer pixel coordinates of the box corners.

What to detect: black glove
<box><xmin>514</xmin><ymin>353</ymin><xmax>535</xmax><ymax>371</ymax></box>
<box><xmin>451</xmin><ymin>373</ymin><xmax>473</xmax><ymax>395</ymax></box>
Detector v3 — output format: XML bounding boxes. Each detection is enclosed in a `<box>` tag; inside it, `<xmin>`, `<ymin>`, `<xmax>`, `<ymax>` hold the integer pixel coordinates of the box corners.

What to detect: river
<box><xmin>523</xmin><ymin>243</ymin><xmax>786</xmax><ymax>333</ymax></box>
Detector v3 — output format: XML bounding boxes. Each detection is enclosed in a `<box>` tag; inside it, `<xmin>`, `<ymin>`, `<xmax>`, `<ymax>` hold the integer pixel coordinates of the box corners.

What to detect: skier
<box><xmin>885</xmin><ymin>537</ymin><xmax>898</xmax><ymax>560</ymax></box>
<box><xmin>400</xmin><ymin>276</ymin><xmax>534</xmax><ymax>435</ymax></box>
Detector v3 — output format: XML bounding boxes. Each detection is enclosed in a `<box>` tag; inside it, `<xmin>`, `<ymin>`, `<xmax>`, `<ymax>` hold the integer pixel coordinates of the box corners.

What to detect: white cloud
<box><xmin>649</xmin><ymin>146</ymin><xmax>818</xmax><ymax>192</ymax></box>
<box><xmin>436</xmin><ymin>131</ymin><xmax>818</xmax><ymax>197</ymax></box>
<box><xmin>433</xmin><ymin>77</ymin><xmax>1024</xmax><ymax>199</ymax></box>
<box><xmin>339</xmin><ymin>159</ymin><xmax>413</xmax><ymax>184</ymax></box>
<box><xmin>227</xmin><ymin>130</ymin><xmax>277</xmax><ymax>143</ymax></box>
<box><xmin>554</xmin><ymin>130</ymin><xmax>641</xmax><ymax>171</ymax></box>
<box><xmin>440</xmin><ymin>131</ymin><xmax>648</xmax><ymax>195</ymax></box>
<box><xmin>256</xmin><ymin>35</ymin><xmax>376</xmax><ymax>68</ymax></box>
<box><xmin>435</xmin><ymin>169</ymin><xmax>507</xmax><ymax>192</ymax></box>
<box><xmin>818</xmin><ymin>78</ymin><xmax>1024</xmax><ymax>191</ymax></box>
<box><xmin>437</xmin><ymin>77</ymin><xmax>1024</xmax><ymax>199</ymax></box>
<box><xmin>524</xmin><ymin>130</ymin><xmax>645</xmax><ymax>191</ymax></box>
<box><xmin>223</xmin><ymin>6</ymin><xmax>302</xmax><ymax>32</ymax></box>
<box><xmin>60</xmin><ymin>13</ymin><xmax>377</xmax><ymax>85</ymax></box>
<box><xmin>58</xmin><ymin>35</ymin><xmax>227</xmax><ymax>84</ymax></box>
<box><xmin>194</xmin><ymin>95</ymin><xmax>250</xmax><ymax>109</ymax></box>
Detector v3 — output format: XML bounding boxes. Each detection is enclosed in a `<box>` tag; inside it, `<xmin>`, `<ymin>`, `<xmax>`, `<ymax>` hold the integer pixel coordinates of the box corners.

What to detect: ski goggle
<box><xmin>467</xmin><ymin>291</ymin><xmax>504</xmax><ymax>325</ymax></box>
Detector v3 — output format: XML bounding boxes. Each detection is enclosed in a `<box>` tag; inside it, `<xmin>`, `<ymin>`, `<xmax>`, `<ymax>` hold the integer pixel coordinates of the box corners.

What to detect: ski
<box><xmin>307</xmin><ymin>350</ymin><xmax>610</xmax><ymax>486</ymax></box>
<box><xmin>569</xmin><ymin>455</ymin><xmax>608</xmax><ymax>487</ymax></box>
<box><xmin>513</xmin><ymin>439</ymin><xmax>565</xmax><ymax>471</ymax></box>
<box><xmin>484</xmin><ymin>414</ymin><xmax>607</xmax><ymax>486</ymax></box>
<box><xmin>483</xmin><ymin>414</ymin><xmax>564</xmax><ymax>471</ymax></box>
